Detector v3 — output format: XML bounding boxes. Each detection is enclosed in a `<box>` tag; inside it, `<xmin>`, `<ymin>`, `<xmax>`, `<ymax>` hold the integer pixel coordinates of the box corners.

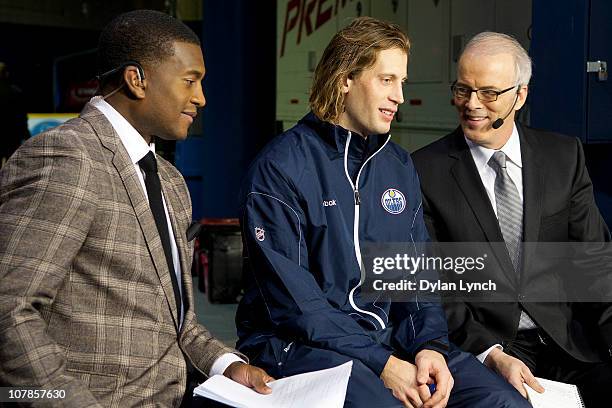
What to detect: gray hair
<box><xmin>461</xmin><ymin>31</ymin><xmax>532</xmax><ymax>86</ymax></box>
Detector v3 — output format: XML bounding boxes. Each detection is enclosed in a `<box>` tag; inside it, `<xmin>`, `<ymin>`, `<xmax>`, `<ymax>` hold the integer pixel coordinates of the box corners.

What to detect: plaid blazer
<box><xmin>0</xmin><ymin>103</ymin><xmax>239</xmax><ymax>407</ymax></box>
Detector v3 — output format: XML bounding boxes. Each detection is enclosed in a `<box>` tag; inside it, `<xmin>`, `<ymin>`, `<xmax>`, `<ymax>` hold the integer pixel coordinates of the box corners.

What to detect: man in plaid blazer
<box><xmin>0</xmin><ymin>10</ymin><xmax>272</xmax><ymax>407</ymax></box>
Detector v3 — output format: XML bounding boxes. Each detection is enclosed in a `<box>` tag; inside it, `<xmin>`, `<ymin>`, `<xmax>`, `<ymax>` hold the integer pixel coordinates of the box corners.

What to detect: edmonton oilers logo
<box><xmin>381</xmin><ymin>188</ymin><xmax>406</xmax><ymax>214</ymax></box>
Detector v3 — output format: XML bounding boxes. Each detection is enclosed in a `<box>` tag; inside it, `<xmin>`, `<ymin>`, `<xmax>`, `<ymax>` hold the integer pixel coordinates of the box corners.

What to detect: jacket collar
<box><xmin>446</xmin><ymin>127</ymin><xmax>518</xmax><ymax>284</ymax></box>
<box><xmin>299</xmin><ymin>112</ymin><xmax>389</xmax><ymax>158</ymax></box>
<box><xmin>446</xmin><ymin>123</ymin><xmax>543</xmax><ymax>283</ymax></box>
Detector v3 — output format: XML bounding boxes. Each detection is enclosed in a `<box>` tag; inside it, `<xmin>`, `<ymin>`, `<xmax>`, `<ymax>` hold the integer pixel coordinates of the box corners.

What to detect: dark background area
<box><xmin>0</xmin><ymin>0</ymin><xmax>278</xmax><ymax>220</ymax></box>
<box><xmin>0</xmin><ymin>22</ymin><xmax>100</xmax><ymax>113</ymax></box>
<box><xmin>1</xmin><ymin>0</ymin><xmax>611</xmax><ymax>225</ymax></box>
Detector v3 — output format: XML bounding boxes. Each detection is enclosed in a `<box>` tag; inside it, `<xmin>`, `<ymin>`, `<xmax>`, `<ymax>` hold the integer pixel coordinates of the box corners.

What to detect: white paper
<box><xmin>526</xmin><ymin>377</ymin><xmax>583</xmax><ymax>408</ymax></box>
<box><xmin>193</xmin><ymin>360</ymin><xmax>353</xmax><ymax>408</ymax></box>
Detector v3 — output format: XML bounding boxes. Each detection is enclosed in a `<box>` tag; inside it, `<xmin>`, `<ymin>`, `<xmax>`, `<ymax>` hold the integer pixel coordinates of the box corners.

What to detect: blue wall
<box><xmin>531</xmin><ymin>0</ymin><xmax>612</xmax><ymax>228</ymax></box>
<box><xmin>185</xmin><ymin>0</ymin><xmax>276</xmax><ymax>220</ymax></box>
<box><xmin>530</xmin><ymin>0</ymin><xmax>589</xmax><ymax>140</ymax></box>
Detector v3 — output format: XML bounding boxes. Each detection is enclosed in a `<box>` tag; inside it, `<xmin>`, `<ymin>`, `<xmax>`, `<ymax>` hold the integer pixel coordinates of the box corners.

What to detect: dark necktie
<box><xmin>488</xmin><ymin>151</ymin><xmax>536</xmax><ymax>330</ymax></box>
<box><xmin>139</xmin><ymin>151</ymin><xmax>182</xmax><ymax>318</ymax></box>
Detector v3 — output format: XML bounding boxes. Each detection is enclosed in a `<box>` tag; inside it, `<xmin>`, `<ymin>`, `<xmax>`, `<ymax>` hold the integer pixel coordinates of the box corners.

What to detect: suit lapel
<box><xmin>518</xmin><ymin>124</ymin><xmax>543</xmax><ymax>278</ymax></box>
<box><xmin>158</xmin><ymin>164</ymin><xmax>195</xmax><ymax>331</ymax></box>
<box><xmin>447</xmin><ymin>128</ymin><xmax>518</xmax><ymax>285</ymax></box>
<box><xmin>81</xmin><ymin>104</ymin><xmax>181</xmax><ymax>329</ymax></box>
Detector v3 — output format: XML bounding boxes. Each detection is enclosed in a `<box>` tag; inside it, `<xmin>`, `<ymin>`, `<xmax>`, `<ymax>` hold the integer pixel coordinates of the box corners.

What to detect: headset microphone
<box><xmin>491</xmin><ymin>92</ymin><xmax>520</xmax><ymax>130</ymax></box>
<box><xmin>491</xmin><ymin>117</ymin><xmax>504</xmax><ymax>129</ymax></box>
<box><xmin>97</xmin><ymin>60</ymin><xmax>145</xmax><ymax>99</ymax></box>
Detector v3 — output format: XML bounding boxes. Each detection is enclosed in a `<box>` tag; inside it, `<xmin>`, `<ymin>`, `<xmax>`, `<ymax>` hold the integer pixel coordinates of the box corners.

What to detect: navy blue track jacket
<box><xmin>237</xmin><ymin>113</ymin><xmax>449</xmax><ymax>376</ymax></box>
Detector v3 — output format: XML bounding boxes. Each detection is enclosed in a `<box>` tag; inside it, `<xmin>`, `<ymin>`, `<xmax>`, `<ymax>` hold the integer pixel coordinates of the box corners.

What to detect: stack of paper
<box><xmin>193</xmin><ymin>361</ymin><xmax>353</xmax><ymax>408</ymax></box>
<box><xmin>526</xmin><ymin>377</ymin><xmax>584</xmax><ymax>408</ymax></box>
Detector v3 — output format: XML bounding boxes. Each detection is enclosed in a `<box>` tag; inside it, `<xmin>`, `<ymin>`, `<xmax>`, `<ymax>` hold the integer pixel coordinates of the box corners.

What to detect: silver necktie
<box><xmin>488</xmin><ymin>151</ymin><xmax>536</xmax><ymax>330</ymax></box>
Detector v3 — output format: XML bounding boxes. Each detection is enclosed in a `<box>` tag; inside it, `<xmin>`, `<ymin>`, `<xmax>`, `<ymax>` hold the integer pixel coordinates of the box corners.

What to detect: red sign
<box><xmin>280</xmin><ymin>0</ymin><xmax>352</xmax><ymax>57</ymax></box>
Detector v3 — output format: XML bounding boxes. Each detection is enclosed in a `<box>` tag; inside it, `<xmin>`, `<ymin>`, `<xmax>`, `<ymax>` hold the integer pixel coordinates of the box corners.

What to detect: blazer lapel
<box><xmin>518</xmin><ymin>124</ymin><xmax>544</xmax><ymax>279</ymax></box>
<box><xmin>447</xmin><ymin>128</ymin><xmax>518</xmax><ymax>285</ymax></box>
<box><xmin>158</xmin><ymin>165</ymin><xmax>195</xmax><ymax>331</ymax></box>
<box><xmin>81</xmin><ymin>104</ymin><xmax>181</xmax><ymax>329</ymax></box>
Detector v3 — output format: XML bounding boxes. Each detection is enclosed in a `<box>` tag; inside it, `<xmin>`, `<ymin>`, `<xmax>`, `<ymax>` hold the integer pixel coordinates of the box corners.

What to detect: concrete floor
<box><xmin>192</xmin><ymin>276</ymin><xmax>239</xmax><ymax>346</ymax></box>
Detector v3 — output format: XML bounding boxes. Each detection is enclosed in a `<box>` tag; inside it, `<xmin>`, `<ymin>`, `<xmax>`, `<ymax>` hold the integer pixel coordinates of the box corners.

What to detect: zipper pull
<box><xmin>354</xmin><ymin>189</ymin><xmax>361</xmax><ymax>205</ymax></box>
<box><xmin>538</xmin><ymin>333</ymin><xmax>547</xmax><ymax>345</ymax></box>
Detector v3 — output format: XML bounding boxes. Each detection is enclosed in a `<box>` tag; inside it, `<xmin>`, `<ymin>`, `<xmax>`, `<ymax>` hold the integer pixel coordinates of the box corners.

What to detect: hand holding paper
<box><xmin>194</xmin><ymin>361</ymin><xmax>353</xmax><ymax>408</ymax></box>
<box><xmin>224</xmin><ymin>362</ymin><xmax>275</xmax><ymax>395</ymax></box>
<box><xmin>485</xmin><ymin>348</ymin><xmax>543</xmax><ymax>398</ymax></box>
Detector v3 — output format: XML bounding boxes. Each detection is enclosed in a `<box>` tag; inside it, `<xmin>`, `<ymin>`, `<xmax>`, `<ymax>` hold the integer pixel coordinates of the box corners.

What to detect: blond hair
<box><xmin>309</xmin><ymin>17</ymin><xmax>410</xmax><ymax>123</ymax></box>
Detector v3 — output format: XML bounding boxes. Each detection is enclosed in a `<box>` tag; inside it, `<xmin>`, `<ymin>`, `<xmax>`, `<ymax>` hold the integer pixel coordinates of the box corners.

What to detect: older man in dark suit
<box><xmin>412</xmin><ymin>31</ymin><xmax>612</xmax><ymax>407</ymax></box>
<box><xmin>0</xmin><ymin>10</ymin><xmax>271</xmax><ymax>407</ymax></box>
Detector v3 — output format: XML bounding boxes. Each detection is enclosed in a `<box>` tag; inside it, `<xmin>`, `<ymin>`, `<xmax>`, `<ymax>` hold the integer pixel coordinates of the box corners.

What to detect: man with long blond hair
<box><xmin>236</xmin><ymin>17</ymin><xmax>528</xmax><ymax>408</ymax></box>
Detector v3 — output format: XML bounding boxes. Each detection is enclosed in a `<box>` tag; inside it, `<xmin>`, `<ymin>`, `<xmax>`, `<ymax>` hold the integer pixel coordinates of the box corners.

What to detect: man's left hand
<box><xmin>223</xmin><ymin>362</ymin><xmax>275</xmax><ymax>394</ymax></box>
<box><xmin>414</xmin><ymin>349</ymin><xmax>454</xmax><ymax>408</ymax></box>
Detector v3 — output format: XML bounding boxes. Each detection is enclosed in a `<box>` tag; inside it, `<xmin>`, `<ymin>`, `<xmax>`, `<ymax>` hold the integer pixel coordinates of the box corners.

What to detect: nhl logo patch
<box><xmin>381</xmin><ymin>188</ymin><xmax>406</xmax><ymax>214</ymax></box>
<box><xmin>255</xmin><ymin>227</ymin><xmax>265</xmax><ymax>241</ymax></box>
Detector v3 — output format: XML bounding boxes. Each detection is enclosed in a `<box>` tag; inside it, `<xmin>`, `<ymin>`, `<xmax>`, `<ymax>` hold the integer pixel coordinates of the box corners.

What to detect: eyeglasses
<box><xmin>450</xmin><ymin>82</ymin><xmax>518</xmax><ymax>102</ymax></box>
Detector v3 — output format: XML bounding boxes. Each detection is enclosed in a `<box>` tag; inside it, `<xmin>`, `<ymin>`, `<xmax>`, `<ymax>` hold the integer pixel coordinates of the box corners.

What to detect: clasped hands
<box><xmin>223</xmin><ymin>350</ymin><xmax>459</xmax><ymax>406</ymax></box>
<box><xmin>381</xmin><ymin>350</ymin><xmax>454</xmax><ymax>408</ymax></box>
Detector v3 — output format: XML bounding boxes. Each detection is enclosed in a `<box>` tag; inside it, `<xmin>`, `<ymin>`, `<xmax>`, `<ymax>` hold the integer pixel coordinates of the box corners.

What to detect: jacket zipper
<box><xmin>343</xmin><ymin>131</ymin><xmax>391</xmax><ymax>330</ymax></box>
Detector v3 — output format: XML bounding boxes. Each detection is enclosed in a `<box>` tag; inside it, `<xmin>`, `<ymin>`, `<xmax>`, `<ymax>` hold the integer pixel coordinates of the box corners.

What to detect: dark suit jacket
<box><xmin>0</xmin><ymin>103</ymin><xmax>240</xmax><ymax>407</ymax></box>
<box><xmin>412</xmin><ymin>124</ymin><xmax>612</xmax><ymax>363</ymax></box>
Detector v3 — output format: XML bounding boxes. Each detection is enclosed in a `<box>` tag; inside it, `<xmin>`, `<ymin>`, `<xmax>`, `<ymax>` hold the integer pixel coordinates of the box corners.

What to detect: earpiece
<box><xmin>97</xmin><ymin>60</ymin><xmax>145</xmax><ymax>98</ymax></box>
<box><xmin>135</xmin><ymin>65</ymin><xmax>145</xmax><ymax>84</ymax></box>
<box><xmin>97</xmin><ymin>60</ymin><xmax>145</xmax><ymax>85</ymax></box>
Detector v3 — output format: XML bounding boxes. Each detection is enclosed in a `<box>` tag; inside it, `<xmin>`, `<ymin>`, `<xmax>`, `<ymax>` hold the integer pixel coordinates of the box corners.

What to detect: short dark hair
<box><xmin>97</xmin><ymin>9</ymin><xmax>200</xmax><ymax>85</ymax></box>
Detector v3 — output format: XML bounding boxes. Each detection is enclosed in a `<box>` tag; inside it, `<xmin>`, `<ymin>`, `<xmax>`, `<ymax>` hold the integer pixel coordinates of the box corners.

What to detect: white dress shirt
<box><xmin>90</xmin><ymin>96</ymin><xmax>243</xmax><ymax>376</ymax></box>
<box><xmin>464</xmin><ymin>123</ymin><xmax>523</xmax><ymax>364</ymax></box>
<box><xmin>465</xmin><ymin>123</ymin><xmax>523</xmax><ymax>212</ymax></box>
